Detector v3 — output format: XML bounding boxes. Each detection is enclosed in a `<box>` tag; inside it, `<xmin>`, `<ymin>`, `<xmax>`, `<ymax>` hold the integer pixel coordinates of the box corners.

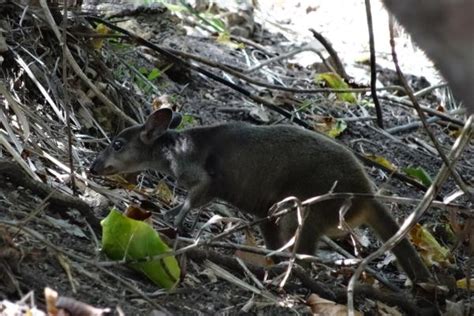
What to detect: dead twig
<box><xmin>101</xmin><ymin>191</ymin><xmax>472</xmax><ymax>270</ymax></box>
<box><xmin>61</xmin><ymin>1</ymin><xmax>76</xmax><ymax>195</ymax></box>
<box><xmin>309</xmin><ymin>28</ymin><xmax>351</xmax><ymax>84</ymax></box>
<box><xmin>401</xmin><ymin>82</ymin><xmax>448</xmax><ymax>100</ymax></box>
<box><xmin>267</xmin><ymin>196</ymin><xmax>306</xmax><ymax>289</ymax></box>
<box><xmin>243</xmin><ymin>41</ymin><xmax>324</xmax><ymax>74</ymax></box>
<box><xmin>179</xmin><ymin>234</ymin><xmax>405</xmax><ymax>292</ymax></box>
<box><xmin>386</xmin><ymin>116</ymin><xmax>440</xmax><ymax>134</ymax></box>
<box><xmin>364</xmin><ymin>0</ymin><xmax>384</xmax><ymax>128</ymax></box>
<box><xmin>167</xmin><ymin>44</ymin><xmax>403</xmax><ymax>94</ymax></box>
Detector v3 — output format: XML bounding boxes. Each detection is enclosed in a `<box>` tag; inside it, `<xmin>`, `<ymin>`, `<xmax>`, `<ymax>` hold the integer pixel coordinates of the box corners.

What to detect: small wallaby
<box><xmin>90</xmin><ymin>108</ymin><xmax>431</xmax><ymax>282</ymax></box>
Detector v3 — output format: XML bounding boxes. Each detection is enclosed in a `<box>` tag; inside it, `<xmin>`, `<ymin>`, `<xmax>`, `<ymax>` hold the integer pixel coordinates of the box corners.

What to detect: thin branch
<box><xmin>99</xmin><ymin>190</ymin><xmax>471</xmax><ymax>270</ymax></box>
<box><xmin>61</xmin><ymin>1</ymin><xmax>76</xmax><ymax>195</ymax></box>
<box><xmin>386</xmin><ymin>116</ymin><xmax>440</xmax><ymax>134</ymax></box>
<box><xmin>309</xmin><ymin>28</ymin><xmax>351</xmax><ymax>83</ymax></box>
<box><xmin>402</xmin><ymin>82</ymin><xmax>448</xmax><ymax>100</ymax></box>
<box><xmin>243</xmin><ymin>42</ymin><xmax>321</xmax><ymax>74</ymax></box>
<box><xmin>0</xmin><ymin>160</ymin><xmax>101</xmax><ymax>232</ymax></box>
<box><xmin>364</xmin><ymin>0</ymin><xmax>384</xmax><ymax>128</ymax></box>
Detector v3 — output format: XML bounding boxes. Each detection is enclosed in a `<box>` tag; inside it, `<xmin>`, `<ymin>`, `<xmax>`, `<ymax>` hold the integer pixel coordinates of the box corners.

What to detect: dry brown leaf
<box><xmin>155</xmin><ymin>180</ymin><xmax>174</xmax><ymax>205</ymax></box>
<box><xmin>44</xmin><ymin>287</ymin><xmax>59</xmax><ymax>316</ymax></box>
<box><xmin>409</xmin><ymin>223</ymin><xmax>452</xmax><ymax>267</ymax></box>
<box><xmin>234</xmin><ymin>229</ymin><xmax>273</xmax><ymax>267</ymax></box>
<box><xmin>307</xmin><ymin>293</ymin><xmax>363</xmax><ymax>316</ymax></box>
<box><xmin>124</xmin><ymin>204</ymin><xmax>152</xmax><ymax>223</ymax></box>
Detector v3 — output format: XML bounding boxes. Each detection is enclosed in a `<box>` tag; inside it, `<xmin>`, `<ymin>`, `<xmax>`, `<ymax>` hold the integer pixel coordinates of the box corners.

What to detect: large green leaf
<box><xmin>101</xmin><ymin>209</ymin><xmax>180</xmax><ymax>289</ymax></box>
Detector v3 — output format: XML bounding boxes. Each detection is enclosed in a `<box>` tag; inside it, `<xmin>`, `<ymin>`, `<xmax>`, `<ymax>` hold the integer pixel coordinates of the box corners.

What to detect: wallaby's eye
<box><xmin>112</xmin><ymin>140</ymin><xmax>124</xmax><ymax>152</ymax></box>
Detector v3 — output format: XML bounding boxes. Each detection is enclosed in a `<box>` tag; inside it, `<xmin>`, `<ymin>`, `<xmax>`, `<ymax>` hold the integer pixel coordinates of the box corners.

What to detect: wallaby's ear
<box><xmin>140</xmin><ymin>108</ymin><xmax>173</xmax><ymax>144</ymax></box>
<box><xmin>169</xmin><ymin>112</ymin><xmax>183</xmax><ymax>129</ymax></box>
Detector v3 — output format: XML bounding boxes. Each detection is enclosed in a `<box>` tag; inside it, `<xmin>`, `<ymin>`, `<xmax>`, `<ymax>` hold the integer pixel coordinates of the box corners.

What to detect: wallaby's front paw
<box><xmin>166</xmin><ymin>204</ymin><xmax>183</xmax><ymax>217</ymax></box>
<box><xmin>173</xmin><ymin>211</ymin><xmax>187</xmax><ymax>231</ymax></box>
<box><xmin>163</xmin><ymin>203</ymin><xmax>189</xmax><ymax>233</ymax></box>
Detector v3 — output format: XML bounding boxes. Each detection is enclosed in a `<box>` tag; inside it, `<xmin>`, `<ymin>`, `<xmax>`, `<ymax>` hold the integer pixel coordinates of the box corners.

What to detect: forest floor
<box><xmin>0</xmin><ymin>1</ymin><xmax>472</xmax><ymax>315</ymax></box>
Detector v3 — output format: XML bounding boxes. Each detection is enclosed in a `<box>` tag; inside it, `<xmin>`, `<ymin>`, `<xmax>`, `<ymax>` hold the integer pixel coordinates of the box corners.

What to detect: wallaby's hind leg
<box><xmin>294</xmin><ymin>223</ymin><xmax>320</xmax><ymax>260</ymax></box>
<box><xmin>259</xmin><ymin>220</ymin><xmax>285</xmax><ymax>252</ymax></box>
<box><xmin>365</xmin><ymin>200</ymin><xmax>432</xmax><ymax>282</ymax></box>
<box><xmin>290</xmin><ymin>200</ymin><xmax>348</xmax><ymax>256</ymax></box>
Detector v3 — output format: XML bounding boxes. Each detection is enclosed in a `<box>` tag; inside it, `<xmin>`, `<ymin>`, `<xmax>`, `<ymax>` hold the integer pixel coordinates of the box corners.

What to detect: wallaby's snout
<box><xmin>89</xmin><ymin>157</ymin><xmax>102</xmax><ymax>175</ymax></box>
<box><xmin>89</xmin><ymin>132</ymin><xmax>142</xmax><ymax>176</ymax></box>
<box><xmin>89</xmin><ymin>146</ymin><xmax>119</xmax><ymax>176</ymax></box>
<box><xmin>89</xmin><ymin>152</ymin><xmax>115</xmax><ymax>175</ymax></box>
<box><xmin>89</xmin><ymin>108</ymin><xmax>183</xmax><ymax>176</ymax></box>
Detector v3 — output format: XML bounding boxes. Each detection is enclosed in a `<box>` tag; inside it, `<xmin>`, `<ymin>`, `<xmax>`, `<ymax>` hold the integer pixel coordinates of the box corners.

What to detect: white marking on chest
<box><xmin>164</xmin><ymin>136</ymin><xmax>194</xmax><ymax>176</ymax></box>
<box><xmin>174</xmin><ymin>136</ymin><xmax>192</xmax><ymax>154</ymax></box>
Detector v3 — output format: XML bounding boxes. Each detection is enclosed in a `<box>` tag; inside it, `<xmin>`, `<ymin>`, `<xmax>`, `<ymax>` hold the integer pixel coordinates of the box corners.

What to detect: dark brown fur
<box><xmin>90</xmin><ymin>109</ymin><xmax>431</xmax><ymax>282</ymax></box>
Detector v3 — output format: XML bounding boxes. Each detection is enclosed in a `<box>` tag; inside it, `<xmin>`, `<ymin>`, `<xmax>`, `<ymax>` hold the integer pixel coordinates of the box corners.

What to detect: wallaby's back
<box><xmin>185</xmin><ymin>123</ymin><xmax>373</xmax><ymax>217</ymax></box>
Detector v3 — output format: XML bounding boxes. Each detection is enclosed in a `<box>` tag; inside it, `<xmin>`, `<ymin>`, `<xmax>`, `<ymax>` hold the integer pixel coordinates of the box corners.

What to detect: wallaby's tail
<box><xmin>366</xmin><ymin>200</ymin><xmax>432</xmax><ymax>283</ymax></box>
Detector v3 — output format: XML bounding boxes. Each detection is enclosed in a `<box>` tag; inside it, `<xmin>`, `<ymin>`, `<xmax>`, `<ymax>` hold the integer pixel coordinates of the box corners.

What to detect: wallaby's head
<box><xmin>89</xmin><ymin>108</ymin><xmax>182</xmax><ymax>176</ymax></box>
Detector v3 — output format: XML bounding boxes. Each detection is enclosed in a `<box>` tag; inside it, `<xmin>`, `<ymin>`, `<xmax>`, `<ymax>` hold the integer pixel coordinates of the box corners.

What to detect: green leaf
<box><xmin>163</xmin><ymin>3</ymin><xmax>188</xmax><ymax>13</ymax></box>
<box><xmin>209</xmin><ymin>18</ymin><xmax>226</xmax><ymax>32</ymax></box>
<box><xmin>147</xmin><ymin>68</ymin><xmax>161</xmax><ymax>81</ymax></box>
<box><xmin>327</xmin><ymin>119</ymin><xmax>347</xmax><ymax>138</ymax></box>
<box><xmin>101</xmin><ymin>209</ymin><xmax>180</xmax><ymax>289</ymax></box>
<box><xmin>315</xmin><ymin>72</ymin><xmax>357</xmax><ymax>103</ymax></box>
<box><xmin>177</xmin><ymin>114</ymin><xmax>196</xmax><ymax>129</ymax></box>
<box><xmin>403</xmin><ymin>166</ymin><xmax>433</xmax><ymax>186</ymax></box>
<box><xmin>216</xmin><ymin>32</ymin><xmax>244</xmax><ymax>49</ymax></box>
<box><xmin>365</xmin><ymin>154</ymin><xmax>397</xmax><ymax>171</ymax></box>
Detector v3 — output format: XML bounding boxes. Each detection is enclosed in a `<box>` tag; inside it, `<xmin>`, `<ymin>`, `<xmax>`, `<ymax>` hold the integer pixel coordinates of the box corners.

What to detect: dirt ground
<box><xmin>0</xmin><ymin>1</ymin><xmax>472</xmax><ymax>315</ymax></box>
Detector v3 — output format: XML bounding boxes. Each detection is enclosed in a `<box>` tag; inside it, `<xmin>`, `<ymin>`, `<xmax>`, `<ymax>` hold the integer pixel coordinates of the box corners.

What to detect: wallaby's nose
<box><xmin>89</xmin><ymin>160</ymin><xmax>99</xmax><ymax>175</ymax></box>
